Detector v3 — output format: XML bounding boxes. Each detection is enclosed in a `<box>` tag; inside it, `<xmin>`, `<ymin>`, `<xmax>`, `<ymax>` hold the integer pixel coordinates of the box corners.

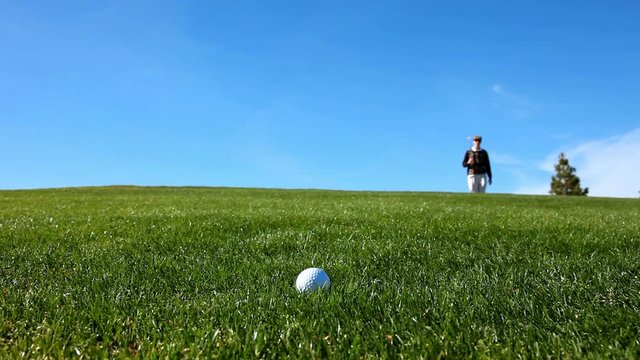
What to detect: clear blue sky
<box><xmin>2</xmin><ymin>1</ymin><xmax>639</xmax><ymax>197</ymax></box>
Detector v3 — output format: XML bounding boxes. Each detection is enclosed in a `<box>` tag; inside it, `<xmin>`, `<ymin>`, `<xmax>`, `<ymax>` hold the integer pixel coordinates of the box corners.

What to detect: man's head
<box><xmin>473</xmin><ymin>135</ymin><xmax>482</xmax><ymax>144</ymax></box>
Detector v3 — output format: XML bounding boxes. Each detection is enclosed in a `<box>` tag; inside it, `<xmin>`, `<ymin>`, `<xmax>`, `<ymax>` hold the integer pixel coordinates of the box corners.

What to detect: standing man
<box><xmin>462</xmin><ymin>135</ymin><xmax>493</xmax><ymax>193</ymax></box>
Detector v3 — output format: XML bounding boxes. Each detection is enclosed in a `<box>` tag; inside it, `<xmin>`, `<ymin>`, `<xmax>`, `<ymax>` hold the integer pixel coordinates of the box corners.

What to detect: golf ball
<box><xmin>295</xmin><ymin>267</ymin><xmax>331</xmax><ymax>293</ymax></box>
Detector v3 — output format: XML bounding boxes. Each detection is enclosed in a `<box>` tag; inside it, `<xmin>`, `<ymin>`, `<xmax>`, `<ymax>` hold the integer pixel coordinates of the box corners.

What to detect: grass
<box><xmin>0</xmin><ymin>186</ymin><xmax>639</xmax><ymax>358</ymax></box>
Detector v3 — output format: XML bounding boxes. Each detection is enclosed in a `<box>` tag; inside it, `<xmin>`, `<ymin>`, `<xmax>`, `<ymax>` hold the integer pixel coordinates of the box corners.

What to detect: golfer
<box><xmin>462</xmin><ymin>135</ymin><xmax>493</xmax><ymax>193</ymax></box>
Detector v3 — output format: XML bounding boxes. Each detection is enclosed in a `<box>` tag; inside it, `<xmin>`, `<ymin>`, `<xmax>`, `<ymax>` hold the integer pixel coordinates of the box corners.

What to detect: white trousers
<box><xmin>467</xmin><ymin>174</ymin><xmax>487</xmax><ymax>193</ymax></box>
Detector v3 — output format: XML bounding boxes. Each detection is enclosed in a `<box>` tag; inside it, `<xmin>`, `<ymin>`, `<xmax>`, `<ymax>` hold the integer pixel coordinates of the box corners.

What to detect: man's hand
<box><xmin>489</xmin><ymin>178</ymin><xmax>493</xmax><ymax>185</ymax></box>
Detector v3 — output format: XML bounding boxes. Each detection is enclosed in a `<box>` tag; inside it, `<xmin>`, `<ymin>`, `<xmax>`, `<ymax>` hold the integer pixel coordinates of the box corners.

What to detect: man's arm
<box><xmin>484</xmin><ymin>151</ymin><xmax>492</xmax><ymax>184</ymax></box>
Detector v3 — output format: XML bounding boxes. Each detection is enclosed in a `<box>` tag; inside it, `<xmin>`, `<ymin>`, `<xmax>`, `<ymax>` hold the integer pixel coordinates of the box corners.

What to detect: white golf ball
<box><xmin>295</xmin><ymin>267</ymin><xmax>331</xmax><ymax>293</ymax></box>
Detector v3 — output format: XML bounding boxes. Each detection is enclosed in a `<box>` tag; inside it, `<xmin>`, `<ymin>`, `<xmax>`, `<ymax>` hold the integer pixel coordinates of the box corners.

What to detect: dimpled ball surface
<box><xmin>295</xmin><ymin>268</ymin><xmax>331</xmax><ymax>293</ymax></box>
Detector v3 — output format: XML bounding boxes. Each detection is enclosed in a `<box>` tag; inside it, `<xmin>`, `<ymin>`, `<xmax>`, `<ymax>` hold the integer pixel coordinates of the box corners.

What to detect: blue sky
<box><xmin>2</xmin><ymin>1</ymin><xmax>639</xmax><ymax>197</ymax></box>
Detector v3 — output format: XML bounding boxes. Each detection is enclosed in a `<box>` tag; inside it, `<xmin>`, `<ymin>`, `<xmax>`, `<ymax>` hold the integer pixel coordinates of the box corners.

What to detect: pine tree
<box><xmin>550</xmin><ymin>153</ymin><xmax>588</xmax><ymax>196</ymax></box>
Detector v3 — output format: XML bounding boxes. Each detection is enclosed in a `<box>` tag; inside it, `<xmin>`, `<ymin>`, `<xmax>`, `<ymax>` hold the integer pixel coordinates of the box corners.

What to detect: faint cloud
<box><xmin>509</xmin><ymin>164</ymin><xmax>551</xmax><ymax>196</ymax></box>
<box><xmin>491</xmin><ymin>84</ymin><xmax>504</xmax><ymax>95</ymax></box>
<box><xmin>514</xmin><ymin>128</ymin><xmax>640</xmax><ymax>198</ymax></box>
<box><xmin>536</xmin><ymin>152</ymin><xmax>560</xmax><ymax>172</ymax></box>
<box><xmin>490</xmin><ymin>83</ymin><xmax>533</xmax><ymax>119</ymax></box>
<box><xmin>491</xmin><ymin>151</ymin><xmax>521</xmax><ymax>166</ymax></box>
<box><xmin>568</xmin><ymin>128</ymin><xmax>640</xmax><ymax>198</ymax></box>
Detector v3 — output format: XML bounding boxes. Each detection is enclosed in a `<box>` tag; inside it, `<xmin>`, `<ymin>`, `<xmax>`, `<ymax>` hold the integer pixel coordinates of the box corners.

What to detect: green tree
<box><xmin>550</xmin><ymin>152</ymin><xmax>589</xmax><ymax>196</ymax></box>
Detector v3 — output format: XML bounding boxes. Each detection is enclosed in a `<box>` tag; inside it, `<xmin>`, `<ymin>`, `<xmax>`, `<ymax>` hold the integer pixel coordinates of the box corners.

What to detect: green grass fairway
<box><xmin>1</xmin><ymin>187</ymin><xmax>639</xmax><ymax>358</ymax></box>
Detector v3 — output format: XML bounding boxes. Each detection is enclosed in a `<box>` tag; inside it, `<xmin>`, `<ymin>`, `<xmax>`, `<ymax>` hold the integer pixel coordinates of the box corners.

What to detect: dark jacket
<box><xmin>462</xmin><ymin>149</ymin><xmax>492</xmax><ymax>181</ymax></box>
